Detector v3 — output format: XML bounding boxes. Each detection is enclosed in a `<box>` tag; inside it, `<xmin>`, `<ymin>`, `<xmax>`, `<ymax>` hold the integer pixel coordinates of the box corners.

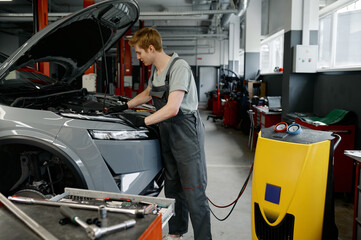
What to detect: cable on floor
<box><xmin>207</xmin><ymin>162</ymin><xmax>253</xmax><ymax>221</ymax></box>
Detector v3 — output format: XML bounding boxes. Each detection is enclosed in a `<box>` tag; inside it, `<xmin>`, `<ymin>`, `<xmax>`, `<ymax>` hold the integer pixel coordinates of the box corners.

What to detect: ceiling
<box><xmin>0</xmin><ymin>0</ymin><xmax>337</xmax><ymax>55</ymax></box>
<box><xmin>0</xmin><ymin>0</ymin><xmax>244</xmax><ymax>40</ymax></box>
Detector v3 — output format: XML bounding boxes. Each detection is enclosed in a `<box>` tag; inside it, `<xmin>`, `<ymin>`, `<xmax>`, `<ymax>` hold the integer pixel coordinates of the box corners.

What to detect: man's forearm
<box><xmin>127</xmin><ymin>88</ymin><xmax>151</xmax><ymax>108</ymax></box>
<box><xmin>144</xmin><ymin>104</ymin><xmax>177</xmax><ymax>125</ymax></box>
<box><xmin>144</xmin><ymin>90</ymin><xmax>185</xmax><ymax>126</ymax></box>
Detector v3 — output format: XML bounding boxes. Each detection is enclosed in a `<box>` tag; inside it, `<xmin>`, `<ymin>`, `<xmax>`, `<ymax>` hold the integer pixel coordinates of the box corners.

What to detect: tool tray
<box><xmin>0</xmin><ymin>187</ymin><xmax>175</xmax><ymax>240</ymax></box>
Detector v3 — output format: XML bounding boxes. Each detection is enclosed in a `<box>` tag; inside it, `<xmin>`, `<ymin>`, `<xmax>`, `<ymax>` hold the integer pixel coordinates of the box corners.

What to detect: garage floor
<box><xmin>160</xmin><ymin>108</ymin><xmax>353</xmax><ymax>240</ymax></box>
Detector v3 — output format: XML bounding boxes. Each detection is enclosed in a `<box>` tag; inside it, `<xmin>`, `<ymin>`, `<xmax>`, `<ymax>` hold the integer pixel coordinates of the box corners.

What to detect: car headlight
<box><xmin>88</xmin><ymin>129</ymin><xmax>149</xmax><ymax>140</ymax></box>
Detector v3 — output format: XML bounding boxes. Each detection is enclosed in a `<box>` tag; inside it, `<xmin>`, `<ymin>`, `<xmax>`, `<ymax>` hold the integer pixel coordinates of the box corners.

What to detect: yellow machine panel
<box><xmin>251</xmin><ymin>126</ymin><xmax>338</xmax><ymax>240</ymax></box>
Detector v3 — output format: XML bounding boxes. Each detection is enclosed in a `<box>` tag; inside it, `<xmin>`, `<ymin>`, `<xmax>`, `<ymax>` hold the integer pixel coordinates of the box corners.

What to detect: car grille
<box><xmin>254</xmin><ymin>203</ymin><xmax>295</xmax><ymax>240</ymax></box>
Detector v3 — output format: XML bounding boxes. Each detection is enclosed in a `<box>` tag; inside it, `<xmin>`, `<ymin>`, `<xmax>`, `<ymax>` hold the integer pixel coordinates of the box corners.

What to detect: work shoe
<box><xmin>163</xmin><ymin>234</ymin><xmax>183</xmax><ymax>240</ymax></box>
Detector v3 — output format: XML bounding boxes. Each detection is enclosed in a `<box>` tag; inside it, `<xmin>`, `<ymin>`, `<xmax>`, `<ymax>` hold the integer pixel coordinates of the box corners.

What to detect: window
<box><xmin>318</xmin><ymin>15</ymin><xmax>332</xmax><ymax>68</ymax></box>
<box><xmin>319</xmin><ymin>0</ymin><xmax>361</xmax><ymax>70</ymax></box>
<box><xmin>260</xmin><ymin>30</ymin><xmax>284</xmax><ymax>74</ymax></box>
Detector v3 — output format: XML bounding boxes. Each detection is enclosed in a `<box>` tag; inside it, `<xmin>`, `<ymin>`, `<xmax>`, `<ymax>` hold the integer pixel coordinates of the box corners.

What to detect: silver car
<box><xmin>0</xmin><ymin>0</ymin><xmax>164</xmax><ymax>198</ymax></box>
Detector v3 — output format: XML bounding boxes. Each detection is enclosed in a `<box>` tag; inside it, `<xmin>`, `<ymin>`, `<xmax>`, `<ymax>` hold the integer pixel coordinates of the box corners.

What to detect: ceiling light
<box><xmin>0</xmin><ymin>0</ymin><xmax>13</xmax><ymax>2</ymax></box>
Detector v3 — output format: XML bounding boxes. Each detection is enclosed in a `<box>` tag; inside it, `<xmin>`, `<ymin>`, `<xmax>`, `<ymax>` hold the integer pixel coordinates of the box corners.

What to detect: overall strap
<box><xmin>149</xmin><ymin>64</ymin><xmax>156</xmax><ymax>82</ymax></box>
<box><xmin>165</xmin><ymin>57</ymin><xmax>181</xmax><ymax>84</ymax></box>
<box><xmin>151</xmin><ymin>56</ymin><xmax>181</xmax><ymax>84</ymax></box>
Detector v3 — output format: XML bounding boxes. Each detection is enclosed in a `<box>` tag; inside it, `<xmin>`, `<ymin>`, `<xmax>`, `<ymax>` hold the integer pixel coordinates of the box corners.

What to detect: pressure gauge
<box><xmin>274</xmin><ymin>122</ymin><xmax>288</xmax><ymax>132</ymax></box>
<box><xmin>287</xmin><ymin>123</ymin><xmax>302</xmax><ymax>135</ymax></box>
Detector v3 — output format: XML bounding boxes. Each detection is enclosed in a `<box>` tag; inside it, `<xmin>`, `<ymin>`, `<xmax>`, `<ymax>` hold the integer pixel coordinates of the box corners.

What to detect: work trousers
<box><xmin>159</xmin><ymin>111</ymin><xmax>212</xmax><ymax>240</ymax></box>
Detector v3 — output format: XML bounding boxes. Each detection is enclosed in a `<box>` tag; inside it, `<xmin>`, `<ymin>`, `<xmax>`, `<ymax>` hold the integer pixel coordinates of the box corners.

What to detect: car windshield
<box><xmin>0</xmin><ymin>67</ymin><xmax>57</xmax><ymax>90</ymax></box>
<box><xmin>0</xmin><ymin>60</ymin><xmax>68</xmax><ymax>92</ymax></box>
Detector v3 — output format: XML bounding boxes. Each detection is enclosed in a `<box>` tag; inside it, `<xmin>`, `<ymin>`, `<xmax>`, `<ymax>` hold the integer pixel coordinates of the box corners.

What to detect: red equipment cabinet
<box><xmin>211</xmin><ymin>92</ymin><xmax>229</xmax><ymax>117</ymax></box>
<box><xmin>223</xmin><ymin>99</ymin><xmax>239</xmax><ymax>127</ymax></box>
<box><xmin>296</xmin><ymin>118</ymin><xmax>355</xmax><ymax>193</ymax></box>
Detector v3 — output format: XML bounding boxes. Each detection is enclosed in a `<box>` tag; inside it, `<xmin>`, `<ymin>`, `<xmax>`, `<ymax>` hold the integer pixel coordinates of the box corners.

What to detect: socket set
<box><xmin>52</xmin><ymin>187</ymin><xmax>175</xmax><ymax>228</ymax></box>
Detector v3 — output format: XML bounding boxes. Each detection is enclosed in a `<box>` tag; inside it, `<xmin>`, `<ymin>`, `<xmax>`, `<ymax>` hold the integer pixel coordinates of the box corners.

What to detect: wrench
<box><xmin>8</xmin><ymin>196</ymin><xmax>145</xmax><ymax>218</ymax></box>
<box><xmin>0</xmin><ymin>192</ymin><xmax>58</xmax><ymax>240</ymax></box>
<box><xmin>60</xmin><ymin>206</ymin><xmax>136</xmax><ymax>239</ymax></box>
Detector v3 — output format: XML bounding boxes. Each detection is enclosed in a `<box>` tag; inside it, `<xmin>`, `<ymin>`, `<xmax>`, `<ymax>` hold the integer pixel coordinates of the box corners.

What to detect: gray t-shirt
<box><xmin>148</xmin><ymin>53</ymin><xmax>198</xmax><ymax>114</ymax></box>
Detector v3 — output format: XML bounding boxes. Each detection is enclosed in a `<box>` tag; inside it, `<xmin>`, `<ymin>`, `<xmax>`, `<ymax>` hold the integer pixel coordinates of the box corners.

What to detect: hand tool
<box><xmin>98</xmin><ymin>205</ymin><xmax>107</xmax><ymax>219</ymax></box>
<box><xmin>8</xmin><ymin>196</ymin><xmax>145</xmax><ymax>218</ymax></box>
<box><xmin>60</xmin><ymin>206</ymin><xmax>136</xmax><ymax>240</ymax></box>
<box><xmin>0</xmin><ymin>193</ymin><xmax>58</xmax><ymax>240</ymax></box>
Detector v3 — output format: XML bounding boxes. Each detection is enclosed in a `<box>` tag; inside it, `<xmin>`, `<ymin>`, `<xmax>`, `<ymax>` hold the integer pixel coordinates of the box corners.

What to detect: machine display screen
<box><xmin>265</xmin><ymin>184</ymin><xmax>281</xmax><ymax>204</ymax></box>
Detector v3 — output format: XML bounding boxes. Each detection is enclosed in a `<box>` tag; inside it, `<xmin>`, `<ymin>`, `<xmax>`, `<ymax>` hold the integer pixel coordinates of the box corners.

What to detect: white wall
<box><xmin>245</xmin><ymin>0</ymin><xmax>262</xmax><ymax>52</ymax></box>
<box><xmin>131</xmin><ymin>38</ymin><xmax>226</xmax><ymax>67</ymax></box>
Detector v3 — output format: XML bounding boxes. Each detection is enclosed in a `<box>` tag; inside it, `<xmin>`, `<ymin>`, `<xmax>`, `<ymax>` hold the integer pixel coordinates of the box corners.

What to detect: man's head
<box><xmin>129</xmin><ymin>27</ymin><xmax>163</xmax><ymax>66</ymax></box>
<box><xmin>128</xmin><ymin>27</ymin><xmax>163</xmax><ymax>52</ymax></box>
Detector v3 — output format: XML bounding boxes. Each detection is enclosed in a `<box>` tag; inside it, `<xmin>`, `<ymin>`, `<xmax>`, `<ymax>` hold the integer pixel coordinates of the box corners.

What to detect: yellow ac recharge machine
<box><xmin>251</xmin><ymin>125</ymin><xmax>339</xmax><ymax>240</ymax></box>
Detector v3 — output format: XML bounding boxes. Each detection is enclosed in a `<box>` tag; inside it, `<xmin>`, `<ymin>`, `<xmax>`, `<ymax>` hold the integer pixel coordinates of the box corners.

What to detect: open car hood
<box><xmin>0</xmin><ymin>0</ymin><xmax>139</xmax><ymax>83</ymax></box>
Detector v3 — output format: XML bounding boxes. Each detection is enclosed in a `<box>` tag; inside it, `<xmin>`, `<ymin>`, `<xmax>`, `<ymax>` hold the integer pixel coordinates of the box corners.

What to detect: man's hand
<box><xmin>122</xmin><ymin>113</ymin><xmax>146</xmax><ymax>127</ymax></box>
<box><xmin>104</xmin><ymin>104</ymin><xmax>128</xmax><ymax>114</ymax></box>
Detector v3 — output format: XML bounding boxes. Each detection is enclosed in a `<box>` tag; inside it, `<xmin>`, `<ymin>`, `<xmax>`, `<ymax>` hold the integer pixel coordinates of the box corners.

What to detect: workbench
<box><xmin>251</xmin><ymin>105</ymin><xmax>282</xmax><ymax>149</ymax></box>
<box><xmin>297</xmin><ymin>119</ymin><xmax>355</xmax><ymax>193</ymax></box>
<box><xmin>0</xmin><ymin>188</ymin><xmax>175</xmax><ymax>240</ymax></box>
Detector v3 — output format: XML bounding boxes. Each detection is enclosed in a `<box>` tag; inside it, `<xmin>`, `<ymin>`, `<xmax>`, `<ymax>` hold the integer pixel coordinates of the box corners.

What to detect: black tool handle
<box><xmin>60</xmin><ymin>206</ymin><xmax>78</xmax><ymax>224</ymax></box>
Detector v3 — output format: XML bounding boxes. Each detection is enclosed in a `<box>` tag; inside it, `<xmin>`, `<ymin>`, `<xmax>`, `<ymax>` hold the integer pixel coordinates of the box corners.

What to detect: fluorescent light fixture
<box><xmin>0</xmin><ymin>0</ymin><xmax>13</xmax><ymax>2</ymax></box>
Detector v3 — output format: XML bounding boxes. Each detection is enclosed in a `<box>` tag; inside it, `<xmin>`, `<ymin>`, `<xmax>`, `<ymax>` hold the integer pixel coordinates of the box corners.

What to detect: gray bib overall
<box><xmin>149</xmin><ymin>58</ymin><xmax>212</xmax><ymax>240</ymax></box>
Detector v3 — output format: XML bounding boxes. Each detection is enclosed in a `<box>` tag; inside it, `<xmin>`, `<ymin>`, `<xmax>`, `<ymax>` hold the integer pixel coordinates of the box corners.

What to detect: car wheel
<box><xmin>0</xmin><ymin>143</ymin><xmax>86</xmax><ymax>197</ymax></box>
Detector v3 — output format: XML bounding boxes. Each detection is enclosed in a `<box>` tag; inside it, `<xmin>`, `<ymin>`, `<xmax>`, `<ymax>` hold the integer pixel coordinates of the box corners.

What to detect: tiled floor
<box><xmin>161</xmin><ymin>108</ymin><xmax>354</xmax><ymax>239</ymax></box>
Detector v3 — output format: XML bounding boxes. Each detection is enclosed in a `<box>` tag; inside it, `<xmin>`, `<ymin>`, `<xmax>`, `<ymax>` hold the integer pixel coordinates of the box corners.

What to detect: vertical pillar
<box><xmin>83</xmin><ymin>1</ymin><xmax>96</xmax><ymax>75</ymax></box>
<box><xmin>32</xmin><ymin>0</ymin><xmax>39</xmax><ymax>35</ymax></box>
<box><xmin>81</xmin><ymin>0</ymin><xmax>97</xmax><ymax>92</ymax></box>
<box><xmin>116</xmin><ymin>38</ymin><xmax>125</xmax><ymax>96</ymax></box>
<box><xmin>33</xmin><ymin>0</ymin><xmax>49</xmax><ymax>76</ymax></box>
<box><xmin>138</xmin><ymin>20</ymin><xmax>145</xmax><ymax>94</ymax></box>
<box><xmin>124</xmin><ymin>29</ymin><xmax>133</xmax><ymax>98</ymax></box>
<box><xmin>244</xmin><ymin>0</ymin><xmax>261</xmax><ymax>80</ymax></box>
<box><xmin>282</xmin><ymin>0</ymin><xmax>319</xmax><ymax>117</ymax></box>
<box><xmin>228</xmin><ymin>15</ymin><xmax>240</xmax><ymax>73</ymax></box>
<box><xmin>37</xmin><ymin>0</ymin><xmax>48</xmax><ymax>30</ymax></box>
<box><xmin>83</xmin><ymin>0</ymin><xmax>95</xmax><ymax>8</ymax></box>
